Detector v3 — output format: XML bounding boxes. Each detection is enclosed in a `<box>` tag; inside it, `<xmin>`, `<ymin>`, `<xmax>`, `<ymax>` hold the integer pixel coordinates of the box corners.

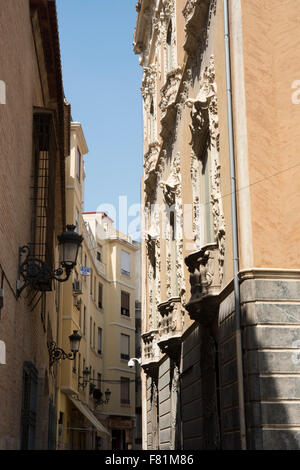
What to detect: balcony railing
<box><xmin>157</xmin><ymin>297</ymin><xmax>182</xmax><ymax>362</ymax></box>
<box><xmin>141</xmin><ymin>330</ymin><xmax>160</xmax><ymax>378</ymax></box>
<box><xmin>184</xmin><ymin>242</ymin><xmax>221</xmax><ymax>326</ymax></box>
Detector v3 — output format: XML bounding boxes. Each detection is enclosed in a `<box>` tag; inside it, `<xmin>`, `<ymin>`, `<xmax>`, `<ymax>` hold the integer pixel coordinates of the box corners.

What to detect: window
<box><xmin>97</xmin><ymin>245</ymin><xmax>102</xmax><ymax>262</ymax></box>
<box><xmin>201</xmin><ymin>149</ymin><xmax>214</xmax><ymax>245</ymax></box>
<box><xmin>97</xmin><ymin>373</ymin><xmax>102</xmax><ymax>392</ymax></box>
<box><xmin>76</xmin><ymin>147</ymin><xmax>81</xmax><ymax>182</ymax></box>
<box><xmin>78</xmin><ymin>353</ymin><xmax>81</xmax><ymax>377</ymax></box>
<box><xmin>98</xmin><ymin>283</ymin><xmax>103</xmax><ymax>309</ymax></box>
<box><xmin>83</xmin><ymin>306</ymin><xmax>86</xmax><ymax>336</ymax></box>
<box><xmin>31</xmin><ymin>111</ymin><xmax>57</xmax><ymax>287</ymax></box>
<box><xmin>121</xmin><ymin>334</ymin><xmax>130</xmax><ymax>360</ymax></box>
<box><xmin>90</xmin><ymin>317</ymin><xmax>92</xmax><ymax>346</ymax></box>
<box><xmin>120</xmin><ymin>377</ymin><xmax>130</xmax><ymax>405</ymax></box>
<box><xmin>75</xmin><ymin>208</ymin><xmax>79</xmax><ymax>233</ymax></box>
<box><xmin>121</xmin><ymin>250</ymin><xmax>130</xmax><ymax>276</ymax></box>
<box><xmin>121</xmin><ymin>291</ymin><xmax>130</xmax><ymax>317</ymax></box>
<box><xmin>149</xmin><ymin>98</ymin><xmax>156</xmax><ymax>143</ymax></box>
<box><xmin>166</xmin><ymin>20</ymin><xmax>173</xmax><ymax>74</ymax></box>
<box><xmin>21</xmin><ymin>362</ymin><xmax>38</xmax><ymax>449</ymax></box>
<box><xmin>93</xmin><ymin>322</ymin><xmax>96</xmax><ymax>349</ymax></box>
<box><xmin>98</xmin><ymin>328</ymin><xmax>102</xmax><ymax>355</ymax></box>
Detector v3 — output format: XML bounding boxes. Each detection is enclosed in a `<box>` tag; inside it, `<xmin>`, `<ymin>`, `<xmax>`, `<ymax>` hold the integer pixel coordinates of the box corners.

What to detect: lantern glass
<box><xmin>105</xmin><ymin>389</ymin><xmax>111</xmax><ymax>401</ymax></box>
<box><xmin>58</xmin><ymin>225</ymin><xmax>83</xmax><ymax>269</ymax></box>
<box><xmin>60</xmin><ymin>242</ymin><xmax>79</xmax><ymax>268</ymax></box>
<box><xmin>69</xmin><ymin>330</ymin><xmax>82</xmax><ymax>353</ymax></box>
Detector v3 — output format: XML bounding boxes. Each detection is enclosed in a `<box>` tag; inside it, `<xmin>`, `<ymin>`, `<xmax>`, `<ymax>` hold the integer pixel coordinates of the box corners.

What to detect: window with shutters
<box><xmin>121</xmin><ymin>334</ymin><xmax>130</xmax><ymax>360</ymax></box>
<box><xmin>121</xmin><ymin>291</ymin><xmax>130</xmax><ymax>317</ymax></box>
<box><xmin>121</xmin><ymin>250</ymin><xmax>130</xmax><ymax>276</ymax></box>
<box><xmin>120</xmin><ymin>377</ymin><xmax>130</xmax><ymax>405</ymax></box>
<box><xmin>20</xmin><ymin>362</ymin><xmax>38</xmax><ymax>450</ymax></box>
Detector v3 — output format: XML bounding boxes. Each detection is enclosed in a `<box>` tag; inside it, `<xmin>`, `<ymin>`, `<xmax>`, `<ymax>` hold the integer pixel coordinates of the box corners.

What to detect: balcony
<box><xmin>141</xmin><ymin>330</ymin><xmax>160</xmax><ymax>378</ymax></box>
<box><xmin>95</xmin><ymin>259</ymin><xmax>106</xmax><ymax>276</ymax></box>
<box><xmin>157</xmin><ymin>297</ymin><xmax>182</xmax><ymax>362</ymax></box>
<box><xmin>184</xmin><ymin>243</ymin><xmax>221</xmax><ymax>326</ymax></box>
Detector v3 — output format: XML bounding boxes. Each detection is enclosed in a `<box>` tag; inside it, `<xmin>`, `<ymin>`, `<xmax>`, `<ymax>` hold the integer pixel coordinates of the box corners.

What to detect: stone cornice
<box><xmin>239</xmin><ymin>268</ymin><xmax>300</xmax><ymax>281</ymax></box>
<box><xmin>71</xmin><ymin>122</ymin><xmax>89</xmax><ymax>155</ymax></box>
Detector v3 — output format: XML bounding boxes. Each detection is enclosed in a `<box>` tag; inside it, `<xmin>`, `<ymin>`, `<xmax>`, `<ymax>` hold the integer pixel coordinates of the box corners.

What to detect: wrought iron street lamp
<box><xmin>78</xmin><ymin>367</ymin><xmax>91</xmax><ymax>390</ymax></box>
<box><xmin>48</xmin><ymin>330</ymin><xmax>82</xmax><ymax>367</ymax></box>
<box><xmin>17</xmin><ymin>225</ymin><xmax>83</xmax><ymax>296</ymax></box>
<box><xmin>92</xmin><ymin>387</ymin><xmax>111</xmax><ymax>405</ymax></box>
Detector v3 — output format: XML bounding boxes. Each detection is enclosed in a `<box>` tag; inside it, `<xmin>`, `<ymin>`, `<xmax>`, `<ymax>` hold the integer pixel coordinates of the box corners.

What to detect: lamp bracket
<box><xmin>48</xmin><ymin>341</ymin><xmax>76</xmax><ymax>367</ymax></box>
<box><xmin>17</xmin><ymin>245</ymin><xmax>72</xmax><ymax>297</ymax></box>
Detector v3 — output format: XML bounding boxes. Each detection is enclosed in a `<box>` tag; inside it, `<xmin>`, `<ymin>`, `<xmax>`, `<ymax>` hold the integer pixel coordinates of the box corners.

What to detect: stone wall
<box><xmin>219</xmin><ymin>274</ymin><xmax>300</xmax><ymax>450</ymax></box>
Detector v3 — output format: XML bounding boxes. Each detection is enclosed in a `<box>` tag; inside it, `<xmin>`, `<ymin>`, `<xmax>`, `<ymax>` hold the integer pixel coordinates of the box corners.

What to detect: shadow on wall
<box><xmin>219</xmin><ymin>287</ymin><xmax>300</xmax><ymax>450</ymax></box>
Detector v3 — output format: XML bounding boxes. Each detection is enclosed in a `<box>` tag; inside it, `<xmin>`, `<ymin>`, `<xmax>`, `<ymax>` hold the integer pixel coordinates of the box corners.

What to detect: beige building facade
<box><xmin>134</xmin><ymin>0</ymin><xmax>300</xmax><ymax>450</ymax></box>
<box><xmin>57</xmin><ymin>122</ymin><xmax>141</xmax><ymax>450</ymax></box>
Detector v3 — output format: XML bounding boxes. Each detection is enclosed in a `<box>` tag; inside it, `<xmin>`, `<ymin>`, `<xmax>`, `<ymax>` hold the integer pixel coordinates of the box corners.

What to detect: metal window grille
<box><xmin>48</xmin><ymin>399</ymin><xmax>57</xmax><ymax>450</ymax></box>
<box><xmin>20</xmin><ymin>362</ymin><xmax>38</xmax><ymax>450</ymax></box>
<box><xmin>30</xmin><ymin>111</ymin><xmax>57</xmax><ymax>290</ymax></box>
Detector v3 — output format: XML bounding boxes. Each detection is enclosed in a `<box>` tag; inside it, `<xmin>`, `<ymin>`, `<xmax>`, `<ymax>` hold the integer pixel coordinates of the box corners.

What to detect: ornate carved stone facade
<box><xmin>135</xmin><ymin>0</ymin><xmax>300</xmax><ymax>452</ymax></box>
<box><xmin>135</xmin><ymin>0</ymin><xmax>223</xmax><ymax>451</ymax></box>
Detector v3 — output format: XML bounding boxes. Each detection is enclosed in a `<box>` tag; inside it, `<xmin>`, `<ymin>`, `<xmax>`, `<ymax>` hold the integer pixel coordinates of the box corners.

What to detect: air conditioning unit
<box><xmin>73</xmin><ymin>280</ymin><xmax>83</xmax><ymax>295</ymax></box>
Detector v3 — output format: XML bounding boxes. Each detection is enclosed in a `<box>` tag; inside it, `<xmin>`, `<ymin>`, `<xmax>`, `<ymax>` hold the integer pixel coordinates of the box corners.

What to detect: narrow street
<box><xmin>0</xmin><ymin>0</ymin><xmax>300</xmax><ymax>455</ymax></box>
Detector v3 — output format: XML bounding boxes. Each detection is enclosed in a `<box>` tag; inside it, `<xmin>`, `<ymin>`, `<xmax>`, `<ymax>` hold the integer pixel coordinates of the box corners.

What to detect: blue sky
<box><xmin>57</xmin><ymin>0</ymin><xmax>143</xmax><ymax>234</ymax></box>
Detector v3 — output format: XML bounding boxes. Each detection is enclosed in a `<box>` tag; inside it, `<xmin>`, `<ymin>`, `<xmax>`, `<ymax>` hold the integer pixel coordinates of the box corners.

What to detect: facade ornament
<box><xmin>183</xmin><ymin>0</ymin><xmax>213</xmax><ymax>57</ymax></box>
<box><xmin>188</xmin><ymin>56</ymin><xmax>225</xmax><ymax>282</ymax></box>
<box><xmin>141</xmin><ymin>65</ymin><xmax>157</xmax><ymax>102</ymax></box>
<box><xmin>157</xmin><ymin>298</ymin><xmax>182</xmax><ymax>362</ymax></box>
<box><xmin>176</xmin><ymin>68</ymin><xmax>192</xmax><ymax>124</ymax></box>
<box><xmin>184</xmin><ymin>243</ymin><xmax>221</xmax><ymax>326</ymax></box>
<box><xmin>159</xmin><ymin>67</ymin><xmax>182</xmax><ymax>118</ymax></box>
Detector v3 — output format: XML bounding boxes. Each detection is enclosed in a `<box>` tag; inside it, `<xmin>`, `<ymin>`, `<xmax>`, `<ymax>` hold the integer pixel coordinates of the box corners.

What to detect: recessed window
<box><xmin>121</xmin><ymin>250</ymin><xmax>130</xmax><ymax>276</ymax></box>
<box><xmin>121</xmin><ymin>291</ymin><xmax>130</xmax><ymax>317</ymax></box>
<box><xmin>97</xmin><ymin>245</ymin><xmax>102</xmax><ymax>262</ymax></box>
<box><xmin>120</xmin><ymin>377</ymin><xmax>130</xmax><ymax>405</ymax></box>
<box><xmin>76</xmin><ymin>147</ymin><xmax>81</xmax><ymax>182</ymax></box>
<box><xmin>166</xmin><ymin>19</ymin><xmax>173</xmax><ymax>73</ymax></box>
<box><xmin>98</xmin><ymin>283</ymin><xmax>103</xmax><ymax>309</ymax></box>
<box><xmin>121</xmin><ymin>334</ymin><xmax>130</xmax><ymax>360</ymax></box>
<box><xmin>98</xmin><ymin>328</ymin><xmax>102</xmax><ymax>355</ymax></box>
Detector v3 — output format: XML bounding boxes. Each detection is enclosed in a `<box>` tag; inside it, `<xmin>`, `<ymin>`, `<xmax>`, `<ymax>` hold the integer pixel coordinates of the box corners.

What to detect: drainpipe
<box><xmin>223</xmin><ymin>0</ymin><xmax>247</xmax><ymax>450</ymax></box>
